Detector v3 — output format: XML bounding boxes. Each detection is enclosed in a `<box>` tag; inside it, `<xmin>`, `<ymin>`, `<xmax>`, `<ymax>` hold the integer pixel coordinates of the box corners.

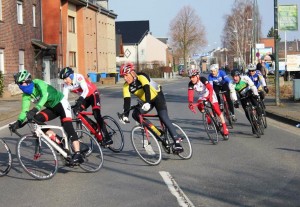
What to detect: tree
<box><xmin>169</xmin><ymin>6</ymin><xmax>206</xmax><ymax>71</ymax></box>
<box><xmin>267</xmin><ymin>26</ymin><xmax>281</xmax><ymax>41</ymax></box>
<box><xmin>221</xmin><ymin>0</ymin><xmax>261</xmax><ymax>69</ymax></box>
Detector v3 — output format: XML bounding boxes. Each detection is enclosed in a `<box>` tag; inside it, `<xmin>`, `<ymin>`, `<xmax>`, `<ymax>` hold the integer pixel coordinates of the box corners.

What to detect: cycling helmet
<box><xmin>209</xmin><ymin>64</ymin><xmax>219</xmax><ymax>71</ymax></box>
<box><xmin>231</xmin><ymin>69</ymin><xmax>241</xmax><ymax>77</ymax></box>
<box><xmin>59</xmin><ymin>67</ymin><xmax>74</xmax><ymax>79</ymax></box>
<box><xmin>188</xmin><ymin>68</ymin><xmax>199</xmax><ymax>77</ymax></box>
<box><xmin>14</xmin><ymin>70</ymin><xmax>32</xmax><ymax>84</ymax></box>
<box><xmin>247</xmin><ymin>63</ymin><xmax>256</xmax><ymax>71</ymax></box>
<box><xmin>120</xmin><ymin>62</ymin><xmax>134</xmax><ymax>76</ymax></box>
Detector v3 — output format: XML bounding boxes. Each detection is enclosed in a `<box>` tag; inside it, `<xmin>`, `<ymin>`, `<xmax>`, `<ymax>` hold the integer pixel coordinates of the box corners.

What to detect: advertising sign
<box><xmin>286</xmin><ymin>55</ymin><xmax>300</xmax><ymax>71</ymax></box>
<box><xmin>279</xmin><ymin>5</ymin><xmax>298</xmax><ymax>31</ymax></box>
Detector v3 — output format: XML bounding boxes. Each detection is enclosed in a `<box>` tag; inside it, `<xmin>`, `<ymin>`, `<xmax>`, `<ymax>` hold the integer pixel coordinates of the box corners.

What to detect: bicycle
<box><xmin>192</xmin><ymin>100</ymin><xmax>229</xmax><ymax>145</ymax></box>
<box><xmin>0</xmin><ymin>138</ymin><xmax>12</xmax><ymax>176</ymax></box>
<box><xmin>9</xmin><ymin>118</ymin><xmax>103</xmax><ymax>180</ymax></box>
<box><xmin>218</xmin><ymin>90</ymin><xmax>234</xmax><ymax>128</ymax></box>
<box><xmin>72</xmin><ymin>109</ymin><xmax>124</xmax><ymax>153</ymax></box>
<box><xmin>117</xmin><ymin>102</ymin><xmax>192</xmax><ymax>166</ymax></box>
<box><xmin>257</xmin><ymin>98</ymin><xmax>267</xmax><ymax>128</ymax></box>
<box><xmin>240</xmin><ymin>94</ymin><xmax>264</xmax><ymax>138</ymax></box>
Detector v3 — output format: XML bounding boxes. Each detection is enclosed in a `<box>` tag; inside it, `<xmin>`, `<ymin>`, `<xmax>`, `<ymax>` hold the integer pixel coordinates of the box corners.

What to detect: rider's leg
<box><xmin>212</xmin><ymin>102</ymin><xmax>229</xmax><ymax>135</ymax></box>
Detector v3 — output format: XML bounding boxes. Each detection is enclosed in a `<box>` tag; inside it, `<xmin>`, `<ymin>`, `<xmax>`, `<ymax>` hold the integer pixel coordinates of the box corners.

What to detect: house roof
<box><xmin>116</xmin><ymin>20</ymin><xmax>150</xmax><ymax>44</ymax></box>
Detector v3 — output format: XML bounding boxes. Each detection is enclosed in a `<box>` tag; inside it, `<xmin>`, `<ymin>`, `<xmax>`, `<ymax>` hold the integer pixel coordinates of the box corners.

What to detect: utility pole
<box><xmin>274</xmin><ymin>0</ymin><xmax>280</xmax><ymax>106</ymax></box>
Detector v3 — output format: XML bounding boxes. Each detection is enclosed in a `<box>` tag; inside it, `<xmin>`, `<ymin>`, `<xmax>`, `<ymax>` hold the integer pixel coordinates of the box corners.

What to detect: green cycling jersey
<box><xmin>18</xmin><ymin>79</ymin><xmax>64</xmax><ymax>122</ymax></box>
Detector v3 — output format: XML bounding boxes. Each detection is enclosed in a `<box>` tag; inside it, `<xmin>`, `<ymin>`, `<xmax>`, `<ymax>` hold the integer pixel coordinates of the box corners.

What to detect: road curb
<box><xmin>266</xmin><ymin>110</ymin><xmax>299</xmax><ymax>126</ymax></box>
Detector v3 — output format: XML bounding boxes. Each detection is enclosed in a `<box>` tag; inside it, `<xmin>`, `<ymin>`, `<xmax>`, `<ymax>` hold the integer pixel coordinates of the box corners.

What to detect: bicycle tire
<box><xmin>202</xmin><ymin>110</ymin><xmax>219</xmax><ymax>144</ymax></box>
<box><xmin>223</xmin><ymin>100</ymin><xmax>233</xmax><ymax>128</ymax></box>
<box><xmin>259</xmin><ymin>101</ymin><xmax>267</xmax><ymax>128</ymax></box>
<box><xmin>16</xmin><ymin>134</ymin><xmax>58</xmax><ymax>180</ymax></box>
<box><xmin>103</xmin><ymin>115</ymin><xmax>125</xmax><ymax>153</ymax></box>
<box><xmin>172</xmin><ymin>123</ymin><xmax>192</xmax><ymax>159</ymax></box>
<box><xmin>247</xmin><ymin>107</ymin><xmax>261</xmax><ymax>138</ymax></box>
<box><xmin>0</xmin><ymin>139</ymin><xmax>12</xmax><ymax>176</ymax></box>
<box><xmin>131</xmin><ymin>126</ymin><xmax>162</xmax><ymax>166</ymax></box>
<box><xmin>76</xmin><ymin>130</ymin><xmax>103</xmax><ymax>172</ymax></box>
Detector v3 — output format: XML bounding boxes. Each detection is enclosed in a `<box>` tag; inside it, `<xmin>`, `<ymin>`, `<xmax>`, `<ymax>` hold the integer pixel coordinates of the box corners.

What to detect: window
<box><xmin>32</xmin><ymin>5</ymin><xmax>36</xmax><ymax>27</ymax></box>
<box><xmin>0</xmin><ymin>49</ymin><xmax>4</xmax><ymax>73</ymax></box>
<box><xmin>17</xmin><ymin>1</ymin><xmax>23</xmax><ymax>24</ymax></box>
<box><xmin>0</xmin><ymin>0</ymin><xmax>3</xmax><ymax>21</ymax></box>
<box><xmin>69</xmin><ymin>52</ymin><xmax>76</xmax><ymax>67</ymax></box>
<box><xmin>68</xmin><ymin>16</ymin><xmax>75</xmax><ymax>33</ymax></box>
<box><xmin>19</xmin><ymin>50</ymin><xmax>24</xmax><ymax>71</ymax></box>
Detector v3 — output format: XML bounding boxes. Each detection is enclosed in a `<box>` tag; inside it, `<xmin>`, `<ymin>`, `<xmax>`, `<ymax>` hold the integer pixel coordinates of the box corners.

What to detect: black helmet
<box><xmin>59</xmin><ymin>67</ymin><xmax>74</xmax><ymax>79</ymax></box>
<box><xmin>14</xmin><ymin>69</ymin><xmax>32</xmax><ymax>84</ymax></box>
<box><xmin>231</xmin><ymin>69</ymin><xmax>241</xmax><ymax>77</ymax></box>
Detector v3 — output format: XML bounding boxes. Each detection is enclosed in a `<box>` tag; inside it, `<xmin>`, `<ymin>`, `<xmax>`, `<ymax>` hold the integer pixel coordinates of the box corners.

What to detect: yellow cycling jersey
<box><xmin>123</xmin><ymin>73</ymin><xmax>161</xmax><ymax>102</ymax></box>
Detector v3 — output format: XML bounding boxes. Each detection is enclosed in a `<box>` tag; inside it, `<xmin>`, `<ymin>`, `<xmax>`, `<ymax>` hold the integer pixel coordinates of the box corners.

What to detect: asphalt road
<box><xmin>0</xmin><ymin>78</ymin><xmax>299</xmax><ymax>207</ymax></box>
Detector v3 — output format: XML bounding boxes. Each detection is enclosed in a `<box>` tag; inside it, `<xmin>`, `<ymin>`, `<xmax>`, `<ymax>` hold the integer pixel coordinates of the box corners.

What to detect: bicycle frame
<box><xmin>74</xmin><ymin>111</ymin><xmax>103</xmax><ymax>141</ymax></box>
<box><xmin>138</xmin><ymin>113</ymin><xmax>166</xmax><ymax>142</ymax></box>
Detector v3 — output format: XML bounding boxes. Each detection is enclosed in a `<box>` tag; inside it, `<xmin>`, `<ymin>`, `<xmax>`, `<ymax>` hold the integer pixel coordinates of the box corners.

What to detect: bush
<box><xmin>0</xmin><ymin>71</ymin><xmax>4</xmax><ymax>97</ymax></box>
<box><xmin>140</xmin><ymin>66</ymin><xmax>163</xmax><ymax>78</ymax></box>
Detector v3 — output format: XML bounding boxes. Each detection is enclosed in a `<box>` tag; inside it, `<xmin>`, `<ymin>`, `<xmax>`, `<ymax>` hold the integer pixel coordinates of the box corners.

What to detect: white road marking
<box><xmin>159</xmin><ymin>171</ymin><xmax>195</xmax><ymax>207</ymax></box>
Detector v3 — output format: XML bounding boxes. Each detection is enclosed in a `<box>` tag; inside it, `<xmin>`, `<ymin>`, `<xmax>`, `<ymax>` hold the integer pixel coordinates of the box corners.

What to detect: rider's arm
<box><xmin>243</xmin><ymin>76</ymin><xmax>259</xmax><ymax>96</ymax></box>
<box><xmin>137</xmin><ymin>74</ymin><xmax>152</xmax><ymax>103</ymax></box>
<box><xmin>229</xmin><ymin>82</ymin><xmax>238</xmax><ymax>102</ymax></box>
<box><xmin>123</xmin><ymin>83</ymin><xmax>131</xmax><ymax>117</ymax></box>
<box><xmin>200</xmin><ymin>77</ymin><xmax>213</xmax><ymax>100</ymax></box>
<box><xmin>76</xmin><ymin>74</ymin><xmax>89</xmax><ymax>99</ymax></box>
<box><xmin>258</xmin><ymin>72</ymin><xmax>267</xmax><ymax>87</ymax></box>
<box><xmin>207</xmin><ymin>74</ymin><xmax>214</xmax><ymax>86</ymax></box>
<box><xmin>18</xmin><ymin>94</ymin><xmax>32</xmax><ymax>122</ymax></box>
<box><xmin>62</xmin><ymin>84</ymin><xmax>70</xmax><ymax>100</ymax></box>
<box><xmin>34</xmin><ymin>80</ymin><xmax>49</xmax><ymax>110</ymax></box>
<box><xmin>220</xmin><ymin>70</ymin><xmax>232</xmax><ymax>84</ymax></box>
<box><xmin>187</xmin><ymin>81</ymin><xmax>194</xmax><ymax>103</ymax></box>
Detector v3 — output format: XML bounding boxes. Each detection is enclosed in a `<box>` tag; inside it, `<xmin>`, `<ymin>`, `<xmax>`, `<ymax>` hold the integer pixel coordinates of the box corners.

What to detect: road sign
<box><xmin>256</xmin><ymin>52</ymin><xmax>260</xmax><ymax>58</ymax></box>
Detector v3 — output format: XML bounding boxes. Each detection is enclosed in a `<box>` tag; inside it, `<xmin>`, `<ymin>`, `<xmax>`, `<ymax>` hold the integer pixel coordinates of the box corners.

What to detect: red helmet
<box><xmin>120</xmin><ymin>62</ymin><xmax>134</xmax><ymax>76</ymax></box>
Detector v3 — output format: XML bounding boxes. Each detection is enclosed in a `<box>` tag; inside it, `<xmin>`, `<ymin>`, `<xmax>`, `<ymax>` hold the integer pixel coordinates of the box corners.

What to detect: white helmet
<box><xmin>247</xmin><ymin>63</ymin><xmax>256</xmax><ymax>71</ymax></box>
<box><xmin>210</xmin><ymin>64</ymin><xmax>219</xmax><ymax>72</ymax></box>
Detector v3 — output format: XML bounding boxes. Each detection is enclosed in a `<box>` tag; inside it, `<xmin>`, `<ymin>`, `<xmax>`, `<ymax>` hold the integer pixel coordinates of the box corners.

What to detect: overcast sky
<box><xmin>108</xmin><ymin>0</ymin><xmax>300</xmax><ymax>52</ymax></box>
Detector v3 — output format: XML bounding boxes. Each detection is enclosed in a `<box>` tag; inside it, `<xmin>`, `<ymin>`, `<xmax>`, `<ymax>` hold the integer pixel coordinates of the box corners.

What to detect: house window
<box><xmin>68</xmin><ymin>16</ymin><xmax>75</xmax><ymax>33</ymax></box>
<box><xmin>32</xmin><ymin>5</ymin><xmax>36</xmax><ymax>27</ymax></box>
<box><xmin>0</xmin><ymin>49</ymin><xmax>4</xmax><ymax>73</ymax></box>
<box><xmin>0</xmin><ymin>0</ymin><xmax>3</xmax><ymax>21</ymax></box>
<box><xmin>69</xmin><ymin>52</ymin><xmax>76</xmax><ymax>67</ymax></box>
<box><xmin>17</xmin><ymin>1</ymin><xmax>23</xmax><ymax>24</ymax></box>
<box><xmin>19</xmin><ymin>50</ymin><xmax>24</xmax><ymax>71</ymax></box>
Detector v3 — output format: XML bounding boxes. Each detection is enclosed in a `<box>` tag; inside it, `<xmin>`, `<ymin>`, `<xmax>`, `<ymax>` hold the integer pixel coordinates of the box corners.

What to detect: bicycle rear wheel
<box><xmin>223</xmin><ymin>100</ymin><xmax>233</xmax><ymax>128</ymax></box>
<box><xmin>172</xmin><ymin>123</ymin><xmax>192</xmax><ymax>159</ymax></box>
<box><xmin>76</xmin><ymin>130</ymin><xmax>103</xmax><ymax>172</ymax></box>
<box><xmin>202</xmin><ymin>110</ymin><xmax>219</xmax><ymax>144</ymax></box>
<box><xmin>0</xmin><ymin>139</ymin><xmax>12</xmax><ymax>176</ymax></box>
<box><xmin>103</xmin><ymin>115</ymin><xmax>124</xmax><ymax>152</ymax></box>
<box><xmin>16</xmin><ymin>135</ymin><xmax>58</xmax><ymax>180</ymax></box>
<box><xmin>131</xmin><ymin>126</ymin><xmax>162</xmax><ymax>166</ymax></box>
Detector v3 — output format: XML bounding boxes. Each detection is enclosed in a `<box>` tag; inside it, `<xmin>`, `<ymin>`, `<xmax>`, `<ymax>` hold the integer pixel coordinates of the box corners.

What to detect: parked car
<box><xmin>178</xmin><ymin>65</ymin><xmax>185</xmax><ymax>75</ymax></box>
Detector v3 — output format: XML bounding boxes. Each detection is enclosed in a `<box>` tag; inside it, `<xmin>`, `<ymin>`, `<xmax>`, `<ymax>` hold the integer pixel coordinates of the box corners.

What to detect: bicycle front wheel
<box><xmin>103</xmin><ymin>116</ymin><xmax>124</xmax><ymax>152</ymax></box>
<box><xmin>223</xmin><ymin>100</ymin><xmax>233</xmax><ymax>128</ymax></box>
<box><xmin>247</xmin><ymin>107</ymin><xmax>261</xmax><ymax>138</ymax></box>
<box><xmin>76</xmin><ymin>130</ymin><xmax>103</xmax><ymax>172</ymax></box>
<box><xmin>16</xmin><ymin>135</ymin><xmax>58</xmax><ymax>180</ymax></box>
<box><xmin>202</xmin><ymin>111</ymin><xmax>219</xmax><ymax>144</ymax></box>
<box><xmin>0</xmin><ymin>139</ymin><xmax>12</xmax><ymax>176</ymax></box>
<box><xmin>259</xmin><ymin>101</ymin><xmax>267</xmax><ymax>128</ymax></box>
<box><xmin>131</xmin><ymin>126</ymin><xmax>162</xmax><ymax>166</ymax></box>
<box><xmin>172</xmin><ymin>123</ymin><xmax>192</xmax><ymax>159</ymax></box>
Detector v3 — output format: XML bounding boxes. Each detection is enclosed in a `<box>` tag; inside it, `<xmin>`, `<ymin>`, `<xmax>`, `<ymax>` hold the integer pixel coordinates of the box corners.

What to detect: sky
<box><xmin>108</xmin><ymin>0</ymin><xmax>300</xmax><ymax>52</ymax></box>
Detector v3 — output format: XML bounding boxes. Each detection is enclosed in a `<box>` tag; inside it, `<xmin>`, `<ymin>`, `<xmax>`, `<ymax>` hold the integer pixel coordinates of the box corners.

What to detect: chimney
<box><xmin>97</xmin><ymin>0</ymin><xmax>108</xmax><ymax>9</ymax></box>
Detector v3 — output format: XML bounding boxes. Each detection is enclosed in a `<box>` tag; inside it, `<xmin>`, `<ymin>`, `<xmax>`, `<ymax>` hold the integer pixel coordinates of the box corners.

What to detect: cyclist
<box><xmin>59</xmin><ymin>67</ymin><xmax>113</xmax><ymax>146</ymax></box>
<box><xmin>119</xmin><ymin>62</ymin><xmax>184</xmax><ymax>153</ymax></box>
<box><xmin>188</xmin><ymin>68</ymin><xmax>229</xmax><ymax>138</ymax></box>
<box><xmin>230</xmin><ymin>69</ymin><xmax>262</xmax><ymax>133</ymax></box>
<box><xmin>10</xmin><ymin>69</ymin><xmax>84</xmax><ymax>165</ymax></box>
<box><xmin>246</xmin><ymin>63</ymin><xmax>269</xmax><ymax>100</ymax></box>
<box><xmin>208</xmin><ymin>64</ymin><xmax>237</xmax><ymax>122</ymax></box>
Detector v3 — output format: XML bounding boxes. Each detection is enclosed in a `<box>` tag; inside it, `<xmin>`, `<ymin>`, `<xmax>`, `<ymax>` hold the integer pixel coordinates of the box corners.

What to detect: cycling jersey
<box><xmin>247</xmin><ymin>70</ymin><xmax>266</xmax><ymax>90</ymax></box>
<box><xmin>123</xmin><ymin>72</ymin><xmax>161</xmax><ymax>107</ymax></box>
<box><xmin>18</xmin><ymin>79</ymin><xmax>64</xmax><ymax>122</ymax></box>
<box><xmin>62</xmin><ymin>73</ymin><xmax>97</xmax><ymax>99</ymax></box>
<box><xmin>232</xmin><ymin>76</ymin><xmax>259</xmax><ymax>99</ymax></box>
<box><xmin>188</xmin><ymin>77</ymin><xmax>218</xmax><ymax>103</ymax></box>
<box><xmin>208</xmin><ymin>70</ymin><xmax>232</xmax><ymax>86</ymax></box>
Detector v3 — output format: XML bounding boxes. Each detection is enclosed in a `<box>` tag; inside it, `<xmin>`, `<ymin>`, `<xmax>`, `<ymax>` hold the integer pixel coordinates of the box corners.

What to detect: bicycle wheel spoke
<box><xmin>103</xmin><ymin>116</ymin><xmax>124</xmax><ymax>153</ymax></box>
<box><xmin>202</xmin><ymin>112</ymin><xmax>218</xmax><ymax>144</ymax></box>
<box><xmin>76</xmin><ymin>130</ymin><xmax>103</xmax><ymax>172</ymax></box>
<box><xmin>131</xmin><ymin>126</ymin><xmax>161</xmax><ymax>165</ymax></box>
<box><xmin>17</xmin><ymin>135</ymin><xmax>58</xmax><ymax>180</ymax></box>
<box><xmin>172</xmin><ymin>123</ymin><xmax>192</xmax><ymax>159</ymax></box>
<box><xmin>0</xmin><ymin>139</ymin><xmax>12</xmax><ymax>176</ymax></box>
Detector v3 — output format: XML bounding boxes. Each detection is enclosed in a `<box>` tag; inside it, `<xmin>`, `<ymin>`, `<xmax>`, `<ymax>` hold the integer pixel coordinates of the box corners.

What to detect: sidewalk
<box><xmin>0</xmin><ymin>77</ymin><xmax>299</xmax><ymax>126</ymax></box>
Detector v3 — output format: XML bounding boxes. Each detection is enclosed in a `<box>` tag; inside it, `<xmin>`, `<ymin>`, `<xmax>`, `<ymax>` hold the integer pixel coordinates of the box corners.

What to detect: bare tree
<box><xmin>221</xmin><ymin>0</ymin><xmax>261</xmax><ymax>70</ymax></box>
<box><xmin>169</xmin><ymin>6</ymin><xmax>206</xmax><ymax>71</ymax></box>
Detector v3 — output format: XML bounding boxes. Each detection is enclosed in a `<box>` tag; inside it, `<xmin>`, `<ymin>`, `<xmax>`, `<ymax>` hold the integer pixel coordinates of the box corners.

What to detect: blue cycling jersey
<box><xmin>247</xmin><ymin>70</ymin><xmax>264</xmax><ymax>89</ymax></box>
<box><xmin>208</xmin><ymin>70</ymin><xmax>232</xmax><ymax>86</ymax></box>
